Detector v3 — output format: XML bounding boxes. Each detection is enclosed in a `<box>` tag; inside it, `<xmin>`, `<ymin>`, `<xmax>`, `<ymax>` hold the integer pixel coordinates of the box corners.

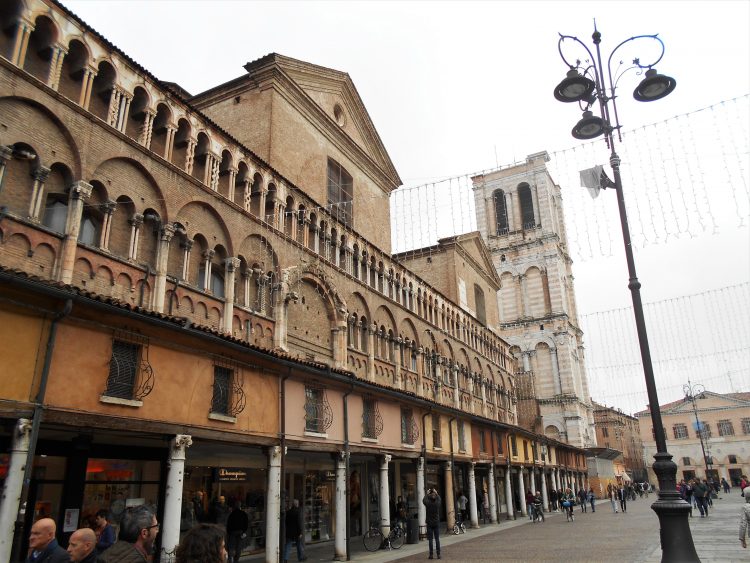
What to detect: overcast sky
<box><xmin>64</xmin><ymin>0</ymin><xmax>750</xmax><ymax>411</ymax></box>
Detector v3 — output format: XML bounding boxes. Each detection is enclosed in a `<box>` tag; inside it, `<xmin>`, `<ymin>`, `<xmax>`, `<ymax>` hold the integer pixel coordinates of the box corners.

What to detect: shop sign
<box><xmin>425</xmin><ymin>465</ymin><xmax>438</xmax><ymax>475</ymax></box>
<box><xmin>218</xmin><ymin>468</ymin><xmax>248</xmax><ymax>482</ymax></box>
<box><xmin>324</xmin><ymin>470</ymin><xmax>336</xmax><ymax>481</ymax></box>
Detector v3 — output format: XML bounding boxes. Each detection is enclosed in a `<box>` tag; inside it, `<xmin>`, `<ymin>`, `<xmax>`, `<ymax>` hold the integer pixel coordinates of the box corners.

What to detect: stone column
<box><xmin>98</xmin><ymin>201</ymin><xmax>117</xmax><ymax>250</ymax></box>
<box><xmin>444</xmin><ymin>461</ymin><xmax>456</xmax><ymax>530</ymax></box>
<box><xmin>332</xmin><ymin>321</ymin><xmax>347</xmax><ymax>369</ymax></box>
<box><xmin>468</xmin><ymin>463</ymin><xmax>479</xmax><ymax>528</ymax></box>
<box><xmin>488</xmin><ymin>464</ymin><xmax>498</xmax><ymax>523</ymax></box>
<box><xmin>161</xmin><ymin>435</ymin><xmax>192</xmax><ymax>559</ymax></box>
<box><xmin>379</xmin><ymin>454</ymin><xmax>391</xmax><ymax>537</ymax></box>
<box><xmin>184</xmin><ymin>138</ymin><xmax>197</xmax><ymax>175</ymax></box>
<box><xmin>10</xmin><ymin>19</ymin><xmax>34</xmax><ymax>67</ymax></box>
<box><xmin>139</xmin><ymin>109</ymin><xmax>156</xmax><ymax>149</ymax></box>
<box><xmin>151</xmin><ymin>224</ymin><xmax>174</xmax><ymax>313</ymax></box>
<box><xmin>417</xmin><ymin>457</ymin><xmax>426</xmax><ymax>534</ymax></box>
<box><xmin>79</xmin><ymin>67</ymin><xmax>97</xmax><ymax>109</ymax></box>
<box><xmin>201</xmin><ymin>250</ymin><xmax>215</xmax><ymax>292</ymax></box>
<box><xmin>180</xmin><ymin>240</ymin><xmax>193</xmax><ymax>281</ymax></box>
<box><xmin>222</xmin><ymin>257</ymin><xmax>240</xmax><ymax>333</ymax></box>
<box><xmin>541</xmin><ymin>469</ymin><xmax>549</xmax><ymax>512</ymax></box>
<box><xmin>0</xmin><ymin>145</ymin><xmax>12</xmax><ymax>190</ymax></box>
<box><xmin>334</xmin><ymin>452</ymin><xmax>347</xmax><ymax>560</ymax></box>
<box><xmin>504</xmin><ymin>467</ymin><xmax>514</xmax><ymax>519</ymax></box>
<box><xmin>550</xmin><ymin>347</ymin><xmax>562</xmax><ymax>395</ymax></box>
<box><xmin>517</xmin><ymin>468</ymin><xmax>527</xmax><ymax>516</ymax></box>
<box><xmin>226</xmin><ymin>168</ymin><xmax>237</xmax><ymax>202</ymax></box>
<box><xmin>59</xmin><ymin>181</ymin><xmax>93</xmax><ymax>284</ymax></box>
<box><xmin>0</xmin><ymin>418</ymin><xmax>32</xmax><ymax>563</ymax></box>
<box><xmin>164</xmin><ymin>125</ymin><xmax>177</xmax><ymax>162</ymax></box>
<box><xmin>47</xmin><ymin>43</ymin><xmax>68</xmax><ymax>90</ymax></box>
<box><xmin>127</xmin><ymin>213</ymin><xmax>144</xmax><ymax>261</ymax></box>
<box><xmin>367</xmin><ymin>326</ymin><xmax>375</xmax><ymax>381</ymax></box>
<box><xmin>265</xmin><ymin>446</ymin><xmax>282</xmax><ymax>563</ymax></box>
<box><xmin>28</xmin><ymin>166</ymin><xmax>51</xmax><ymax>220</ymax></box>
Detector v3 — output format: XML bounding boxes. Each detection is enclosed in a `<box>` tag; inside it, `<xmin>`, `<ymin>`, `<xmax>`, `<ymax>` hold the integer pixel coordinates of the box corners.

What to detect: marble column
<box><xmin>59</xmin><ymin>180</ymin><xmax>93</xmax><ymax>284</ymax></box>
<box><xmin>152</xmin><ymin>224</ymin><xmax>175</xmax><ymax>313</ymax></box>
<box><xmin>379</xmin><ymin>454</ymin><xmax>392</xmax><ymax>537</ymax></box>
<box><xmin>504</xmin><ymin>467</ymin><xmax>514</xmax><ymax>519</ymax></box>
<box><xmin>517</xmin><ymin>468</ymin><xmax>527</xmax><ymax>516</ymax></box>
<box><xmin>265</xmin><ymin>446</ymin><xmax>282</xmax><ymax>563</ymax></box>
<box><xmin>444</xmin><ymin>461</ymin><xmax>455</xmax><ymax>530</ymax></box>
<box><xmin>161</xmin><ymin>435</ymin><xmax>192</xmax><ymax>559</ymax></box>
<box><xmin>488</xmin><ymin>464</ymin><xmax>498</xmax><ymax>523</ymax></box>
<box><xmin>468</xmin><ymin>462</ymin><xmax>479</xmax><ymax>528</ymax></box>
<box><xmin>222</xmin><ymin>257</ymin><xmax>240</xmax><ymax>333</ymax></box>
<box><xmin>334</xmin><ymin>452</ymin><xmax>347</xmax><ymax>560</ymax></box>
<box><xmin>417</xmin><ymin>457</ymin><xmax>426</xmax><ymax>534</ymax></box>
<box><xmin>541</xmin><ymin>469</ymin><xmax>549</xmax><ymax>512</ymax></box>
<box><xmin>0</xmin><ymin>419</ymin><xmax>32</xmax><ymax>563</ymax></box>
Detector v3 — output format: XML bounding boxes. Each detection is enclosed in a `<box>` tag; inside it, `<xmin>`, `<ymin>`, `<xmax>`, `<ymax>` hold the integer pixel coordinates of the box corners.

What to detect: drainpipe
<box><xmin>15</xmin><ymin>298</ymin><xmax>72</xmax><ymax>559</ymax></box>
<box><xmin>343</xmin><ymin>382</ymin><xmax>354</xmax><ymax>561</ymax></box>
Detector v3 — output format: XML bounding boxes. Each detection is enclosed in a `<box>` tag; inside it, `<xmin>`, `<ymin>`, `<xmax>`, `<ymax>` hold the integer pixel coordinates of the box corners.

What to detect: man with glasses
<box><xmin>98</xmin><ymin>506</ymin><xmax>159</xmax><ymax>562</ymax></box>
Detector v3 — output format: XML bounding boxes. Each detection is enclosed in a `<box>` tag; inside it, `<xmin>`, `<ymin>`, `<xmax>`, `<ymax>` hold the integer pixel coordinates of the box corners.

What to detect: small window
<box><xmin>696</xmin><ymin>422</ymin><xmax>712</xmax><ymax>439</ymax></box>
<box><xmin>42</xmin><ymin>199</ymin><xmax>68</xmax><ymax>233</ymax></box>
<box><xmin>493</xmin><ymin>189</ymin><xmax>508</xmax><ymax>235</ymax></box>
<box><xmin>673</xmin><ymin>424</ymin><xmax>688</xmax><ymax>439</ymax></box>
<box><xmin>602</xmin><ymin>427</ymin><xmax>609</xmax><ymax>438</ymax></box>
<box><xmin>105</xmin><ymin>340</ymin><xmax>140</xmax><ymax>400</ymax></box>
<box><xmin>474</xmin><ymin>285</ymin><xmax>486</xmax><ymax>326</ymax></box>
<box><xmin>457</xmin><ymin>421</ymin><xmax>466</xmax><ymax>452</ymax></box>
<box><xmin>211</xmin><ymin>366</ymin><xmax>232</xmax><ymax>415</ymax></box>
<box><xmin>496</xmin><ymin>433</ymin><xmax>503</xmax><ymax>455</ymax></box>
<box><xmin>305</xmin><ymin>385</ymin><xmax>333</xmax><ymax>434</ymax></box>
<box><xmin>432</xmin><ymin>414</ymin><xmax>442</xmax><ymax>448</ymax></box>
<box><xmin>78</xmin><ymin>215</ymin><xmax>100</xmax><ymax>246</ymax></box>
<box><xmin>518</xmin><ymin>183</ymin><xmax>536</xmax><ymax>229</ymax></box>
<box><xmin>728</xmin><ymin>454</ymin><xmax>738</xmax><ymax>464</ymax></box>
<box><xmin>681</xmin><ymin>456</ymin><xmax>691</xmax><ymax>466</ymax></box>
<box><xmin>327</xmin><ymin>158</ymin><xmax>353</xmax><ymax>227</ymax></box>
<box><xmin>401</xmin><ymin>408</ymin><xmax>418</xmax><ymax>445</ymax></box>
<box><xmin>362</xmin><ymin>397</ymin><xmax>383</xmax><ymax>439</ymax></box>
<box><xmin>523</xmin><ymin>440</ymin><xmax>529</xmax><ymax>461</ymax></box>
<box><xmin>718</xmin><ymin>420</ymin><xmax>734</xmax><ymax>437</ymax></box>
<box><xmin>479</xmin><ymin>430</ymin><xmax>486</xmax><ymax>453</ymax></box>
<box><xmin>511</xmin><ymin>436</ymin><xmax>518</xmax><ymax>457</ymax></box>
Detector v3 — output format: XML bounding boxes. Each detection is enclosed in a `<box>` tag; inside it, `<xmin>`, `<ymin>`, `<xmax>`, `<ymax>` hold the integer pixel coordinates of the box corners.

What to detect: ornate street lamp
<box><xmin>553</xmin><ymin>24</ymin><xmax>697</xmax><ymax>562</ymax></box>
<box><xmin>683</xmin><ymin>381</ymin><xmax>712</xmax><ymax>480</ymax></box>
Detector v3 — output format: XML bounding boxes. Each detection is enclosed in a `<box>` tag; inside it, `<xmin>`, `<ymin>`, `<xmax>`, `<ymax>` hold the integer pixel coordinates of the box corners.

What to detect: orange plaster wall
<box><xmin>0</xmin><ymin>307</ymin><xmax>45</xmax><ymax>402</ymax></box>
<box><xmin>44</xmin><ymin>323</ymin><xmax>278</xmax><ymax>436</ymax></box>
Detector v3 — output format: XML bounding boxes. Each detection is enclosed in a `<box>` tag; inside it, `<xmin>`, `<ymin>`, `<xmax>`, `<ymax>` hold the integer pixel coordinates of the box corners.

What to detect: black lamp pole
<box><xmin>553</xmin><ymin>25</ymin><xmax>698</xmax><ymax>562</ymax></box>
<box><xmin>683</xmin><ymin>381</ymin><xmax>711</xmax><ymax>479</ymax></box>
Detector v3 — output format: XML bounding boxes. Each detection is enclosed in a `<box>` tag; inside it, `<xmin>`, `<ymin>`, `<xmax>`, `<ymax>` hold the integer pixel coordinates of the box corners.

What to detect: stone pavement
<box><xmin>245</xmin><ymin>491</ymin><xmax>750</xmax><ymax>562</ymax></box>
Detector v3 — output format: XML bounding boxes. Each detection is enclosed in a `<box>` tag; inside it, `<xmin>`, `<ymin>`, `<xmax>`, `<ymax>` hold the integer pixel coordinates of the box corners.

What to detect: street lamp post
<box><xmin>683</xmin><ymin>381</ymin><xmax>712</xmax><ymax>480</ymax></box>
<box><xmin>553</xmin><ymin>25</ymin><xmax>698</xmax><ymax>562</ymax></box>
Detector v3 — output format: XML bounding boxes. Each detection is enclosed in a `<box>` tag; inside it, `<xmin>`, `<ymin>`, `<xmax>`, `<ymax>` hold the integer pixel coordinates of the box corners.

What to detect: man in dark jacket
<box><xmin>283</xmin><ymin>499</ymin><xmax>306</xmax><ymax>562</ymax></box>
<box><xmin>98</xmin><ymin>506</ymin><xmax>158</xmax><ymax>563</ymax></box>
<box><xmin>67</xmin><ymin>528</ymin><xmax>97</xmax><ymax>563</ymax></box>
<box><xmin>226</xmin><ymin>501</ymin><xmax>249</xmax><ymax>563</ymax></box>
<box><xmin>422</xmin><ymin>488</ymin><xmax>441</xmax><ymax>560</ymax></box>
<box><xmin>26</xmin><ymin>518</ymin><xmax>70</xmax><ymax>562</ymax></box>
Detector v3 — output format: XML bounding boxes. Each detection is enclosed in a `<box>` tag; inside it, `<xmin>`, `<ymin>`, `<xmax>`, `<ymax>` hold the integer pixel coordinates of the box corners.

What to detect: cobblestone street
<box><xmin>271</xmin><ymin>491</ymin><xmax>750</xmax><ymax>563</ymax></box>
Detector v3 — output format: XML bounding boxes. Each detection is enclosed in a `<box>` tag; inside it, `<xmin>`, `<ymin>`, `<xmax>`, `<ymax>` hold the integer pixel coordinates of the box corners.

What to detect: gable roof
<box><xmin>190</xmin><ymin>53</ymin><xmax>401</xmax><ymax>193</ymax></box>
<box><xmin>441</xmin><ymin>231</ymin><xmax>502</xmax><ymax>289</ymax></box>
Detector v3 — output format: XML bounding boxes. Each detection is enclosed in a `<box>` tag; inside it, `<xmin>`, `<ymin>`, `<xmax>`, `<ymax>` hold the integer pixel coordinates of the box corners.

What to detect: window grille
<box><xmin>432</xmin><ymin>414</ymin><xmax>441</xmax><ymax>448</ymax></box>
<box><xmin>493</xmin><ymin>189</ymin><xmax>508</xmax><ymax>234</ymax></box>
<box><xmin>717</xmin><ymin>419</ymin><xmax>734</xmax><ymax>436</ymax></box>
<box><xmin>305</xmin><ymin>384</ymin><xmax>333</xmax><ymax>433</ymax></box>
<box><xmin>673</xmin><ymin>424</ymin><xmax>688</xmax><ymax>439</ymax></box>
<box><xmin>327</xmin><ymin>158</ymin><xmax>353</xmax><ymax>227</ymax></box>
<box><xmin>479</xmin><ymin>430</ymin><xmax>487</xmax><ymax>453</ymax></box>
<box><xmin>518</xmin><ymin>184</ymin><xmax>536</xmax><ymax>229</ymax></box>
<box><xmin>105</xmin><ymin>332</ymin><xmax>154</xmax><ymax>400</ymax></box>
<box><xmin>401</xmin><ymin>408</ymin><xmax>419</xmax><ymax>445</ymax></box>
<box><xmin>742</xmin><ymin>418</ymin><xmax>750</xmax><ymax>435</ymax></box>
<box><xmin>210</xmin><ymin>359</ymin><xmax>246</xmax><ymax>417</ymax></box>
<box><xmin>696</xmin><ymin>422</ymin><xmax>711</xmax><ymax>439</ymax></box>
<box><xmin>728</xmin><ymin>454</ymin><xmax>737</xmax><ymax>464</ymax></box>
<box><xmin>511</xmin><ymin>436</ymin><xmax>518</xmax><ymax>457</ymax></box>
<box><xmin>457</xmin><ymin>421</ymin><xmax>466</xmax><ymax>451</ymax></box>
<box><xmin>362</xmin><ymin>397</ymin><xmax>383</xmax><ymax>439</ymax></box>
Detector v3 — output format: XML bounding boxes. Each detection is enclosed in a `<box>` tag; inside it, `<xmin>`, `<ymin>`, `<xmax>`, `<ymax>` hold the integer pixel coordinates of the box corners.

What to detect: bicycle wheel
<box><xmin>390</xmin><ymin>527</ymin><xmax>405</xmax><ymax>549</ymax></box>
<box><xmin>363</xmin><ymin>529</ymin><xmax>382</xmax><ymax>552</ymax></box>
<box><xmin>452</xmin><ymin>523</ymin><xmax>460</xmax><ymax>535</ymax></box>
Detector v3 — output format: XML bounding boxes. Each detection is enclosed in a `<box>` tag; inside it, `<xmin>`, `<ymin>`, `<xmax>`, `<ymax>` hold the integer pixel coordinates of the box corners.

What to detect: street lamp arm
<box><xmin>557</xmin><ymin>33</ymin><xmax>598</xmax><ymax>74</ymax></box>
<box><xmin>606</xmin><ymin>34</ymin><xmax>666</xmax><ymax>85</ymax></box>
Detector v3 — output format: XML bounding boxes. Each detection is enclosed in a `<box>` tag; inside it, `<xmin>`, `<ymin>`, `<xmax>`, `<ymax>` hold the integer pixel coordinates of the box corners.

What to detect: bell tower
<box><xmin>472</xmin><ymin>151</ymin><xmax>596</xmax><ymax>448</ymax></box>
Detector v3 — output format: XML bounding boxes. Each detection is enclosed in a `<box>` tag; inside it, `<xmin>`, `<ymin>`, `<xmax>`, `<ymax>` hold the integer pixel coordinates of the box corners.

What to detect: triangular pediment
<box><xmin>269</xmin><ymin>55</ymin><xmax>400</xmax><ymax>189</ymax></box>
<box><xmin>444</xmin><ymin>232</ymin><xmax>502</xmax><ymax>289</ymax></box>
<box><xmin>664</xmin><ymin>391</ymin><xmax>750</xmax><ymax>414</ymax></box>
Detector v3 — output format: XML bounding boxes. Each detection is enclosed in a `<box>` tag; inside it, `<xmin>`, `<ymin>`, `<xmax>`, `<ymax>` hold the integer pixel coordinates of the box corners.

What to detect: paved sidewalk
<box><xmin>244</xmin><ymin>492</ymin><xmax>750</xmax><ymax>562</ymax></box>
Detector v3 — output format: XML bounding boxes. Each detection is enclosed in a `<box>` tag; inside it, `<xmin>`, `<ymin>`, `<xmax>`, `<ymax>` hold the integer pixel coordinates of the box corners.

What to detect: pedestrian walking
<box><xmin>740</xmin><ymin>475</ymin><xmax>748</xmax><ymax>492</ymax></box>
<box><xmin>283</xmin><ymin>499</ymin><xmax>307</xmax><ymax>562</ymax></box>
<box><xmin>577</xmin><ymin>488</ymin><xmax>587</xmax><ymax>513</ymax></box>
<box><xmin>588</xmin><ymin>487</ymin><xmax>595</xmax><ymax>513</ymax></box>
<box><xmin>740</xmin><ymin>485</ymin><xmax>750</xmax><ymax>549</ymax></box>
<box><xmin>618</xmin><ymin>484</ymin><xmax>627</xmax><ymax>513</ymax></box>
<box><xmin>525</xmin><ymin>490</ymin><xmax>535</xmax><ymax>520</ymax></box>
<box><xmin>550</xmin><ymin>488</ymin><xmax>558</xmax><ymax>512</ymax></box>
<box><xmin>66</xmin><ymin>528</ymin><xmax>97</xmax><ymax>563</ymax></box>
<box><xmin>693</xmin><ymin>479</ymin><xmax>709</xmax><ymax>517</ymax></box>
<box><xmin>721</xmin><ymin>477</ymin><xmax>731</xmax><ymax>494</ymax></box>
<box><xmin>93</xmin><ymin>510</ymin><xmax>115</xmax><ymax>554</ymax></box>
<box><xmin>607</xmin><ymin>484</ymin><xmax>618</xmax><ymax>513</ymax></box>
<box><xmin>423</xmin><ymin>487</ymin><xmax>441</xmax><ymax>560</ymax></box>
<box><xmin>26</xmin><ymin>517</ymin><xmax>70</xmax><ymax>562</ymax></box>
<box><xmin>98</xmin><ymin>505</ymin><xmax>160</xmax><ymax>563</ymax></box>
<box><xmin>226</xmin><ymin>501</ymin><xmax>248</xmax><ymax>563</ymax></box>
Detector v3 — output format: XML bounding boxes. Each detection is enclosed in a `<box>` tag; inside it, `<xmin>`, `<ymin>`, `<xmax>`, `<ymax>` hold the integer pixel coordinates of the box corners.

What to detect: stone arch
<box><xmin>174</xmin><ymin>200</ymin><xmax>232</xmax><ymax>256</ymax></box>
<box><xmin>150</xmin><ymin>102</ymin><xmax>172</xmax><ymax>159</ymax></box>
<box><xmin>91</xmin><ymin>157</ymin><xmax>166</xmax><ymax>220</ymax></box>
<box><xmin>286</xmin><ymin>273</ymin><xmax>339</xmax><ymax>361</ymax></box>
<box><xmin>348</xmin><ymin>291</ymin><xmax>370</xmax><ymax>321</ymax></box>
<box><xmin>23</xmin><ymin>14</ymin><xmax>59</xmax><ymax>83</ymax></box>
<box><xmin>124</xmin><ymin>85</ymin><xmax>151</xmax><ymax>142</ymax></box>
<box><xmin>0</xmin><ymin>0</ymin><xmax>25</xmax><ymax>61</ymax></box>
<box><xmin>58</xmin><ymin>37</ymin><xmax>91</xmax><ymax>103</ymax></box>
<box><xmin>524</xmin><ymin>265</ymin><xmax>545</xmax><ymax>318</ymax></box>
<box><xmin>89</xmin><ymin>60</ymin><xmax>117</xmax><ymax>124</ymax></box>
<box><xmin>545</xmin><ymin>424</ymin><xmax>562</xmax><ymax>441</ymax></box>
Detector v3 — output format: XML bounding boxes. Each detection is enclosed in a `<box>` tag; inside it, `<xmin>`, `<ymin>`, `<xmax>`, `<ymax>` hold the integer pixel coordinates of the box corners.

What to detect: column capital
<box><xmin>129</xmin><ymin>213</ymin><xmax>144</xmax><ymax>227</ymax></box>
<box><xmin>170</xmin><ymin>434</ymin><xmax>192</xmax><ymax>460</ymax></box>
<box><xmin>181</xmin><ymin>239</ymin><xmax>194</xmax><ymax>251</ymax></box>
<box><xmin>0</xmin><ymin>145</ymin><xmax>13</xmax><ymax>162</ymax></box>
<box><xmin>69</xmin><ymin>180</ymin><xmax>93</xmax><ymax>200</ymax></box>
<box><xmin>101</xmin><ymin>200</ymin><xmax>118</xmax><ymax>214</ymax></box>
<box><xmin>32</xmin><ymin>165</ymin><xmax>51</xmax><ymax>183</ymax></box>
<box><xmin>268</xmin><ymin>445</ymin><xmax>282</xmax><ymax>465</ymax></box>
<box><xmin>160</xmin><ymin>223</ymin><xmax>176</xmax><ymax>241</ymax></box>
<box><xmin>15</xmin><ymin>418</ymin><xmax>32</xmax><ymax>438</ymax></box>
<box><xmin>202</xmin><ymin>249</ymin><xmax>215</xmax><ymax>260</ymax></box>
<box><xmin>381</xmin><ymin>454</ymin><xmax>392</xmax><ymax>465</ymax></box>
<box><xmin>224</xmin><ymin>257</ymin><xmax>240</xmax><ymax>271</ymax></box>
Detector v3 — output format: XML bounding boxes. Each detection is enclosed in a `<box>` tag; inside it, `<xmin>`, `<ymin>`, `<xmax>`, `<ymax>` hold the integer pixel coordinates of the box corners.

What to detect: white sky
<box><xmin>64</xmin><ymin>0</ymin><xmax>750</xmax><ymax>412</ymax></box>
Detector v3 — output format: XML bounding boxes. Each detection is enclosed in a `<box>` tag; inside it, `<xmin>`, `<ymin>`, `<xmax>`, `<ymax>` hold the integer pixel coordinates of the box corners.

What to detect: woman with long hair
<box><xmin>176</xmin><ymin>523</ymin><xmax>228</xmax><ymax>563</ymax></box>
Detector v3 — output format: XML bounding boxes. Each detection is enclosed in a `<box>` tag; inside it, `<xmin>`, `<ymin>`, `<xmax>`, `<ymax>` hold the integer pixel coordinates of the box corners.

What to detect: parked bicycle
<box><xmin>453</xmin><ymin>511</ymin><xmax>467</xmax><ymax>534</ymax></box>
<box><xmin>363</xmin><ymin>522</ymin><xmax>404</xmax><ymax>551</ymax></box>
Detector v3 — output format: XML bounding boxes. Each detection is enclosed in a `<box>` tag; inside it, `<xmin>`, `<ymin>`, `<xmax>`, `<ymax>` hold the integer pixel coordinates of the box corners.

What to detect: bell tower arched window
<box><xmin>493</xmin><ymin>189</ymin><xmax>508</xmax><ymax>235</ymax></box>
<box><xmin>518</xmin><ymin>183</ymin><xmax>536</xmax><ymax>229</ymax></box>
